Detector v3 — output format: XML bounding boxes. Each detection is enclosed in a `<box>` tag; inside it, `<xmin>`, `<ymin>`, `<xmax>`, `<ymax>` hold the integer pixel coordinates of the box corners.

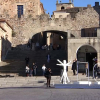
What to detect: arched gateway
<box><xmin>77</xmin><ymin>45</ymin><xmax>97</xmax><ymax>71</ymax></box>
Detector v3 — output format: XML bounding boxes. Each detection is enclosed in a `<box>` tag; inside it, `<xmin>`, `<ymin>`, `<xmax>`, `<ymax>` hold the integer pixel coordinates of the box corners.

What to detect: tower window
<box><xmin>61</xmin><ymin>6</ymin><xmax>65</xmax><ymax>10</ymax></box>
<box><xmin>17</xmin><ymin>5</ymin><xmax>23</xmax><ymax>18</ymax></box>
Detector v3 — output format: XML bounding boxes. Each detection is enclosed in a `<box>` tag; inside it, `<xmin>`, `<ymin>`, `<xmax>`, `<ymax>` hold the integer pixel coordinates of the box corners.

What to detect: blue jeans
<box><xmin>86</xmin><ymin>68</ymin><xmax>88</xmax><ymax>76</ymax></box>
<box><xmin>94</xmin><ymin>70</ymin><xmax>97</xmax><ymax>78</ymax></box>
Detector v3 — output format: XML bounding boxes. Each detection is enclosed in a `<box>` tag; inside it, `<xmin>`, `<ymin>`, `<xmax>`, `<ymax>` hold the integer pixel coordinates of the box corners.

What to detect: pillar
<box><xmin>97</xmin><ymin>52</ymin><xmax>100</xmax><ymax>66</ymax></box>
<box><xmin>0</xmin><ymin>37</ymin><xmax>2</xmax><ymax>62</ymax></box>
<box><xmin>47</xmin><ymin>32</ymin><xmax>51</xmax><ymax>46</ymax></box>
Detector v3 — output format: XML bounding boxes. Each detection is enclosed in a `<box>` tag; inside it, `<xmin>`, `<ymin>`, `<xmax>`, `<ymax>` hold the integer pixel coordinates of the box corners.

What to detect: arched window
<box><xmin>61</xmin><ymin>6</ymin><xmax>65</xmax><ymax>10</ymax></box>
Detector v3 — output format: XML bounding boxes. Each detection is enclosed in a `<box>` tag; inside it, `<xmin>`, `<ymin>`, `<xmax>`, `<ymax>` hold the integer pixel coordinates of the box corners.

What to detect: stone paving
<box><xmin>0</xmin><ymin>75</ymin><xmax>100</xmax><ymax>88</ymax></box>
<box><xmin>0</xmin><ymin>75</ymin><xmax>100</xmax><ymax>100</ymax></box>
<box><xmin>0</xmin><ymin>88</ymin><xmax>100</xmax><ymax>100</ymax></box>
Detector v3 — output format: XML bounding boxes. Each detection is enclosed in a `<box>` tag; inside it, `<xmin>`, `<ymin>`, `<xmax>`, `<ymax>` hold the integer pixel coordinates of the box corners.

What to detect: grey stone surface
<box><xmin>0</xmin><ymin>88</ymin><xmax>100</xmax><ymax>100</ymax></box>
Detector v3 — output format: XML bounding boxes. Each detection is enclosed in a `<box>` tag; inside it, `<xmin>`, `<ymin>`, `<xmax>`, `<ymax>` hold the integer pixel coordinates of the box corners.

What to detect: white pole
<box><xmin>93</xmin><ymin>65</ymin><xmax>94</xmax><ymax>78</ymax></box>
<box><xmin>88</xmin><ymin>62</ymin><xmax>89</xmax><ymax>82</ymax></box>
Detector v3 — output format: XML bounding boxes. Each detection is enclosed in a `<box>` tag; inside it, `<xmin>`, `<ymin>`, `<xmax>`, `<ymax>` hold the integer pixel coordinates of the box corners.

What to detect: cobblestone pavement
<box><xmin>0</xmin><ymin>88</ymin><xmax>100</xmax><ymax>100</ymax></box>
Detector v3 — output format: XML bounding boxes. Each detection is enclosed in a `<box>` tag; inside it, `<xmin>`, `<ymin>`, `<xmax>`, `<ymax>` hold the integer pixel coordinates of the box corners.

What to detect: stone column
<box><xmin>0</xmin><ymin>37</ymin><xmax>2</xmax><ymax>62</ymax></box>
<box><xmin>97</xmin><ymin>52</ymin><xmax>100</xmax><ymax>66</ymax></box>
<box><xmin>47</xmin><ymin>32</ymin><xmax>51</xmax><ymax>46</ymax></box>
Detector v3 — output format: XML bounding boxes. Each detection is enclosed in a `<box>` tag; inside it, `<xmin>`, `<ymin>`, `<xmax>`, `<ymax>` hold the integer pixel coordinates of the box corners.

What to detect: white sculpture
<box><xmin>57</xmin><ymin>59</ymin><xmax>72</xmax><ymax>84</ymax></box>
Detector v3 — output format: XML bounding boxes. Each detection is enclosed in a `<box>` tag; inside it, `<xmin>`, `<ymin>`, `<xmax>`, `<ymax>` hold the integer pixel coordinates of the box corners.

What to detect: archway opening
<box><xmin>77</xmin><ymin>45</ymin><xmax>97</xmax><ymax>72</ymax></box>
<box><xmin>26</xmin><ymin>30</ymin><xmax>68</xmax><ymax>75</ymax></box>
<box><xmin>31</xmin><ymin>30</ymin><xmax>67</xmax><ymax>51</ymax></box>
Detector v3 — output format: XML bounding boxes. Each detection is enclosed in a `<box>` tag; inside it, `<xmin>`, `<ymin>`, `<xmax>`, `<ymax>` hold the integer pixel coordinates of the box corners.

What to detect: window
<box><xmin>17</xmin><ymin>5</ymin><xmax>23</xmax><ymax>18</ymax></box>
<box><xmin>61</xmin><ymin>6</ymin><xmax>65</xmax><ymax>10</ymax></box>
<box><xmin>81</xmin><ymin>29</ymin><xmax>97</xmax><ymax>37</ymax></box>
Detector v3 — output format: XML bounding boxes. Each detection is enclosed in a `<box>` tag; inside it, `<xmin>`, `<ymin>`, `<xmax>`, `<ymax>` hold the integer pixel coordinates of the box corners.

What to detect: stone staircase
<box><xmin>0</xmin><ymin>50</ymin><xmax>67</xmax><ymax>76</ymax></box>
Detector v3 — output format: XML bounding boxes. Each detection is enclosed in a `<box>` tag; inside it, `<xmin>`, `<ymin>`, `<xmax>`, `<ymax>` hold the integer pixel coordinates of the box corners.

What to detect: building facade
<box><xmin>0</xmin><ymin>20</ymin><xmax>12</xmax><ymax>61</ymax></box>
<box><xmin>0</xmin><ymin>0</ymin><xmax>100</xmax><ymax>72</ymax></box>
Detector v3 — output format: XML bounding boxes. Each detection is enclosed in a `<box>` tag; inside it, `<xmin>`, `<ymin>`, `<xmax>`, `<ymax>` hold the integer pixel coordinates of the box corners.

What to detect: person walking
<box><xmin>45</xmin><ymin>68</ymin><xmax>52</xmax><ymax>87</ymax></box>
<box><xmin>29</xmin><ymin>68</ymin><xmax>33</xmax><ymax>77</ymax></box>
<box><xmin>72</xmin><ymin>59</ymin><xmax>77</xmax><ymax>75</ymax></box>
<box><xmin>47</xmin><ymin>53</ymin><xmax>51</xmax><ymax>63</ymax></box>
<box><xmin>42</xmin><ymin>64</ymin><xmax>46</xmax><ymax>76</ymax></box>
<box><xmin>33</xmin><ymin>63</ymin><xmax>37</xmax><ymax>76</ymax></box>
<box><xmin>94</xmin><ymin>63</ymin><xmax>98</xmax><ymax>79</ymax></box>
<box><xmin>25</xmin><ymin>65</ymin><xmax>30</xmax><ymax>76</ymax></box>
<box><xmin>85</xmin><ymin>63</ymin><xmax>88</xmax><ymax>77</ymax></box>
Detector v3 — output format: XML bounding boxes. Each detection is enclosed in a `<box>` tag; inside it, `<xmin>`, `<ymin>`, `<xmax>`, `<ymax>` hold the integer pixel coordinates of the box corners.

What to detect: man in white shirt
<box><xmin>42</xmin><ymin>64</ymin><xmax>46</xmax><ymax>76</ymax></box>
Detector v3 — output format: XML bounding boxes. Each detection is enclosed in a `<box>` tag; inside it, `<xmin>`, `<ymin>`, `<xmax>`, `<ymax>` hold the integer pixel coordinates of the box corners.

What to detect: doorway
<box><xmin>86</xmin><ymin>53</ymin><xmax>97</xmax><ymax>71</ymax></box>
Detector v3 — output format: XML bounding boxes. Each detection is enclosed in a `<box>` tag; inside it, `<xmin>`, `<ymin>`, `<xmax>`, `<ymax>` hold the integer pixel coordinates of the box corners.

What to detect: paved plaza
<box><xmin>0</xmin><ymin>88</ymin><xmax>100</xmax><ymax>100</ymax></box>
<box><xmin>0</xmin><ymin>75</ymin><xmax>100</xmax><ymax>100</ymax></box>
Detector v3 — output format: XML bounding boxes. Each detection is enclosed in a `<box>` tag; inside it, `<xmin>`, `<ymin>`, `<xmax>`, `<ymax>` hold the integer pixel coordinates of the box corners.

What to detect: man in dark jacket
<box><xmin>45</xmin><ymin>68</ymin><xmax>52</xmax><ymax>87</ymax></box>
<box><xmin>72</xmin><ymin>59</ymin><xmax>77</xmax><ymax>75</ymax></box>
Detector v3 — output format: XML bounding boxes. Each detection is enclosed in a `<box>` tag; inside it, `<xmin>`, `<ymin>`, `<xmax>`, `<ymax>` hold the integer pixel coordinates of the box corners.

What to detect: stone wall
<box><xmin>9</xmin><ymin>7</ymin><xmax>99</xmax><ymax>47</ymax></box>
<box><xmin>0</xmin><ymin>2</ymin><xmax>99</xmax><ymax>48</ymax></box>
<box><xmin>0</xmin><ymin>0</ymin><xmax>44</xmax><ymax>18</ymax></box>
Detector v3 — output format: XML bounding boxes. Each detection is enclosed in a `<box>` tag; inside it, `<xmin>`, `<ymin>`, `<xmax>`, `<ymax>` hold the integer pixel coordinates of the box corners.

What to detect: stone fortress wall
<box><xmin>0</xmin><ymin>0</ymin><xmax>99</xmax><ymax>49</ymax></box>
<box><xmin>0</xmin><ymin>0</ymin><xmax>43</xmax><ymax>18</ymax></box>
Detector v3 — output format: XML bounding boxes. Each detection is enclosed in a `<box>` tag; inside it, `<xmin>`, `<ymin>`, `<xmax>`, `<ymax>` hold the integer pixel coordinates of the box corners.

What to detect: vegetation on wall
<box><xmin>12</xmin><ymin>30</ymin><xmax>16</xmax><ymax>37</ymax></box>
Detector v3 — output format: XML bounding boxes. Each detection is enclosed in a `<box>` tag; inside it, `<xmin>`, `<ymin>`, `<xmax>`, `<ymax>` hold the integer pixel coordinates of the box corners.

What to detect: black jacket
<box><xmin>72</xmin><ymin>61</ymin><xmax>77</xmax><ymax>70</ymax></box>
<box><xmin>45</xmin><ymin>70</ymin><xmax>52</xmax><ymax>78</ymax></box>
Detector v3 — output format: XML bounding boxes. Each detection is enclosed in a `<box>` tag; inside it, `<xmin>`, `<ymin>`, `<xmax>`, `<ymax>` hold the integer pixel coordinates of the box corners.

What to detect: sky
<box><xmin>40</xmin><ymin>0</ymin><xmax>100</xmax><ymax>15</ymax></box>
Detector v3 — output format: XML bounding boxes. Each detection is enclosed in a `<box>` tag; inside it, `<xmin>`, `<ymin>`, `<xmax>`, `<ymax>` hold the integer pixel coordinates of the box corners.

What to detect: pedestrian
<box><xmin>33</xmin><ymin>63</ymin><xmax>37</xmax><ymax>76</ymax></box>
<box><xmin>45</xmin><ymin>68</ymin><xmax>52</xmax><ymax>87</ymax></box>
<box><xmin>47</xmin><ymin>53</ymin><xmax>51</xmax><ymax>63</ymax></box>
<box><xmin>85</xmin><ymin>63</ymin><xmax>88</xmax><ymax>77</ymax></box>
<box><xmin>25</xmin><ymin>65</ymin><xmax>30</xmax><ymax>76</ymax></box>
<box><xmin>42</xmin><ymin>64</ymin><xmax>46</xmax><ymax>76</ymax></box>
<box><xmin>93</xmin><ymin>57</ymin><xmax>97</xmax><ymax>66</ymax></box>
<box><xmin>29</xmin><ymin>68</ymin><xmax>33</xmax><ymax>77</ymax></box>
<box><xmin>25</xmin><ymin>57</ymin><xmax>29</xmax><ymax>65</ymax></box>
<box><xmin>94</xmin><ymin>63</ymin><xmax>98</xmax><ymax>79</ymax></box>
<box><xmin>72</xmin><ymin>59</ymin><xmax>77</xmax><ymax>75</ymax></box>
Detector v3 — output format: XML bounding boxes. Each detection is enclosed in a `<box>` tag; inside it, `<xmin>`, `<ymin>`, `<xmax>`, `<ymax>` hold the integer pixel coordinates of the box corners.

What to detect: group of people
<box><xmin>25</xmin><ymin>62</ymin><xmax>37</xmax><ymax>77</ymax></box>
<box><xmin>71</xmin><ymin>57</ymin><xmax>98</xmax><ymax>79</ymax></box>
<box><xmin>25</xmin><ymin>57</ymin><xmax>52</xmax><ymax>87</ymax></box>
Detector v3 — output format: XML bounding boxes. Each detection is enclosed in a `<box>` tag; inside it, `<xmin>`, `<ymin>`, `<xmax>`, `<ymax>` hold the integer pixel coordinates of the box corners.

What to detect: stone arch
<box><xmin>31</xmin><ymin>30</ymin><xmax>68</xmax><ymax>50</ymax></box>
<box><xmin>76</xmin><ymin>44</ymin><xmax>97</xmax><ymax>71</ymax></box>
<box><xmin>27</xmin><ymin>26</ymin><xmax>68</xmax><ymax>39</ymax></box>
<box><xmin>76</xmin><ymin>44</ymin><xmax>97</xmax><ymax>54</ymax></box>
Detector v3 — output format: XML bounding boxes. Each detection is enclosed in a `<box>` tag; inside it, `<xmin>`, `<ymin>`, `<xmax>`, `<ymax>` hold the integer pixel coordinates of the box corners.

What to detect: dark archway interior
<box><xmin>31</xmin><ymin>30</ymin><xmax>67</xmax><ymax>50</ymax></box>
<box><xmin>86</xmin><ymin>53</ymin><xmax>97</xmax><ymax>71</ymax></box>
<box><xmin>77</xmin><ymin>45</ymin><xmax>97</xmax><ymax>72</ymax></box>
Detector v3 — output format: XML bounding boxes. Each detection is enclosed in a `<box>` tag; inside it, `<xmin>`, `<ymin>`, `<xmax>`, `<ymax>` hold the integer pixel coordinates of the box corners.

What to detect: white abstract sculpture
<box><xmin>57</xmin><ymin>59</ymin><xmax>72</xmax><ymax>84</ymax></box>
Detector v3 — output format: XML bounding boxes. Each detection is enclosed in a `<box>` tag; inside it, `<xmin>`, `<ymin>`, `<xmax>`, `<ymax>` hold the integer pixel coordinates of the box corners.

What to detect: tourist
<box><xmin>85</xmin><ymin>63</ymin><xmax>88</xmax><ymax>77</ymax></box>
<box><xmin>45</xmin><ymin>68</ymin><xmax>52</xmax><ymax>87</ymax></box>
<box><xmin>29</xmin><ymin>68</ymin><xmax>33</xmax><ymax>77</ymax></box>
<box><xmin>42</xmin><ymin>64</ymin><xmax>46</xmax><ymax>76</ymax></box>
<box><xmin>94</xmin><ymin>63</ymin><xmax>98</xmax><ymax>79</ymax></box>
<box><xmin>33</xmin><ymin>63</ymin><xmax>37</xmax><ymax>76</ymax></box>
<box><xmin>93</xmin><ymin>57</ymin><xmax>97</xmax><ymax>66</ymax></box>
<box><xmin>47</xmin><ymin>53</ymin><xmax>51</xmax><ymax>63</ymax></box>
<box><xmin>72</xmin><ymin>59</ymin><xmax>77</xmax><ymax>75</ymax></box>
<box><xmin>25</xmin><ymin>65</ymin><xmax>30</xmax><ymax>76</ymax></box>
